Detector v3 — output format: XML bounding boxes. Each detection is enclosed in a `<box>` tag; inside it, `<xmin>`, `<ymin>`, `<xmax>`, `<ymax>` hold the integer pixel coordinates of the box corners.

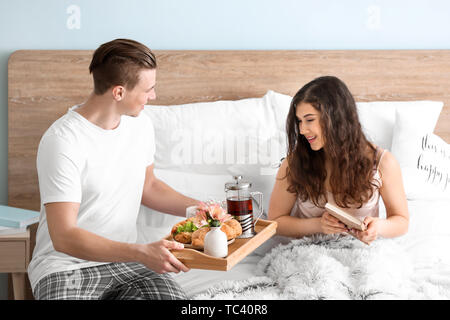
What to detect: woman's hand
<box><xmin>320</xmin><ymin>211</ymin><xmax>349</xmax><ymax>235</ymax></box>
<box><xmin>350</xmin><ymin>216</ymin><xmax>380</xmax><ymax>245</ymax></box>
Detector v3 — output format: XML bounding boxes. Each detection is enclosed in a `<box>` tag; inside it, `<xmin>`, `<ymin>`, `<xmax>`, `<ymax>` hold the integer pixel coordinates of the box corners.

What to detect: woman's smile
<box><xmin>306</xmin><ymin>136</ymin><xmax>316</xmax><ymax>144</ymax></box>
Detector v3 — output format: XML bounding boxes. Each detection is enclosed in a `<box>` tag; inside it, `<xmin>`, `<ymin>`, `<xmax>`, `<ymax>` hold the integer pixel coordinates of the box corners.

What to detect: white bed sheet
<box><xmin>136</xmin><ymin>198</ymin><xmax>450</xmax><ymax>298</ymax></box>
<box><xmin>396</xmin><ymin>199</ymin><xmax>450</xmax><ymax>266</ymax></box>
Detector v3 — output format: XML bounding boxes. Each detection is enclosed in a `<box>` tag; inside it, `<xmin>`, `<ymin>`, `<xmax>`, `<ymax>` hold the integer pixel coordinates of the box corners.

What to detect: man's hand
<box><xmin>137</xmin><ymin>240</ymin><xmax>190</xmax><ymax>274</ymax></box>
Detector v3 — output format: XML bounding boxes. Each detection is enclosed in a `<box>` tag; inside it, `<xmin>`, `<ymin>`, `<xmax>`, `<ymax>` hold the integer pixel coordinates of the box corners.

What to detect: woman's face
<box><xmin>295</xmin><ymin>102</ymin><xmax>324</xmax><ymax>151</ymax></box>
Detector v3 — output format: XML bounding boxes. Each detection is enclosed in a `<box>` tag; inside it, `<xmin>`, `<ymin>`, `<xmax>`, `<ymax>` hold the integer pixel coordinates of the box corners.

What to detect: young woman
<box><xmin>269</xmin><ymin>76</ymin><xmax>409</xmax><ymax>244</ymax></box>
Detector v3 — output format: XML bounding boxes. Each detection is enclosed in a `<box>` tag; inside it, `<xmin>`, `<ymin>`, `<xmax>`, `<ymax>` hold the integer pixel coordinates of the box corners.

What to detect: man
<box><xmin>28</xmin><ymin>39</ymin><xmax>198</xmax><ymax>300</ymax></box>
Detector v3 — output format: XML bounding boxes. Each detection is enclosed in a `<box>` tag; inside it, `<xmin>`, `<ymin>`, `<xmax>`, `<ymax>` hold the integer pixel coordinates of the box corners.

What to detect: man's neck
<box><xmin>75</xmin><ymin>92</ymin><xmax>122</xmax><ymax>130</ymax></box>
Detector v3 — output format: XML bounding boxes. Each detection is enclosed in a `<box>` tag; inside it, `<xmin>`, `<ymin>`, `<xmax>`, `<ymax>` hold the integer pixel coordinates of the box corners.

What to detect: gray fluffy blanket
<box><xmin>193</xmin><ymin>234</ymin><xmax>450</xmax><ymax>300</ymax></box>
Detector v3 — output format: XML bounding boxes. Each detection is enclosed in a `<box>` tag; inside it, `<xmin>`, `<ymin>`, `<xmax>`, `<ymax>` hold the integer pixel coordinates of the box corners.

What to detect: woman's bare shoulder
<box><xmin>276</xmin><ymin>157</ymin><xmax>289</xmax><ymax>179</ymax></box>
<box><xmin>378</xmin><ymin>149</ymin><xmax>401</xmax><ymax>177</ymax></box>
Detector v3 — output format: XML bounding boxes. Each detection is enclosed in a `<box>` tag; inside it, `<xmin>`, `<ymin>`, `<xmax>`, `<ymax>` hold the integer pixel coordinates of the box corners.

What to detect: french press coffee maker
<box><xmin>225</xmin><ymin>176</ymin><xmax>264</xmax><ymax>238</ymax></box>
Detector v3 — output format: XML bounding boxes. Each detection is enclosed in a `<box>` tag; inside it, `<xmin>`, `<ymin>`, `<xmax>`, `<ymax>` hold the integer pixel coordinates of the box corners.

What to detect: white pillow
<box><xmin>268</xmin><ymin>90</ymin><xmax>443</xmax><ymax>151</ymax></box>
<box><xmin>138</xmin><ymin>93</ymin><xmax>286</xmax><ymax>230</ymax></box>
<box><xmin>391</xmin><ymin>108</ymin><xmax>449</xmax><ymax>200</ymax></box>
<box><xmin>143</xmin><ymin>92</ymin><xmax>284</xmax><ymax>175</ymax></box>
<box><xmin>266</xmin><ymin>90</ymin><xmax>292</xmax><ymax>133</ymax></box>
<box><xmin>356</xmin><ymin>101</ymin><xmax>443</xmax><ymax>150</ymax></box>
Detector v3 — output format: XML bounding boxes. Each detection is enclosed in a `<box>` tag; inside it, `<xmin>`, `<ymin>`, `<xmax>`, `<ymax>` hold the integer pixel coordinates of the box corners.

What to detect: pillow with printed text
<box><xmin>391</xmin><ymin>108</ymin><xmax>449</xmax><ymax>200</ymax></box>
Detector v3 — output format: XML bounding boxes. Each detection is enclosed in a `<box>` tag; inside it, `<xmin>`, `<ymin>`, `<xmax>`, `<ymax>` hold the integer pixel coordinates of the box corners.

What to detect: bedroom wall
<box><xmin>1</xmin><ymin>0</ymin><xmax>450</xmax><ymax>300</ymax></box>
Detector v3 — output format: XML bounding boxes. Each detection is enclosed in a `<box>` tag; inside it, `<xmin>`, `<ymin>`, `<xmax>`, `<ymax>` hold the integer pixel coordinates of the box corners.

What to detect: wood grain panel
<box><xmin>0</xmin><ymin>241</ymin><xmax>26</xmax><ymax>272</ymax></box>
<box><xmin>8</xmin><ymin>50</ymin><xmax>450</xmax><ymax>211</ymax></box>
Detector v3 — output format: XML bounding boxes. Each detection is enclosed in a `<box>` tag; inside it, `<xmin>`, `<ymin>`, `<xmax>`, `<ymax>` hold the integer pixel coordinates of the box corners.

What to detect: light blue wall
<box><xmin>1</xmin><ymin>0</ymin><xmax>449</xmax><ymax>300</ymax></box>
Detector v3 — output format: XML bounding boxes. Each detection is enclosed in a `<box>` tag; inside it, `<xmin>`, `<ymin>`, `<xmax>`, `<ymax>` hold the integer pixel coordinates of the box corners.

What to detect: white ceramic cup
<box><xmin>185</xmin><ymin>205</ymin><xmax>198</xmax><ymax>218</ymax></box>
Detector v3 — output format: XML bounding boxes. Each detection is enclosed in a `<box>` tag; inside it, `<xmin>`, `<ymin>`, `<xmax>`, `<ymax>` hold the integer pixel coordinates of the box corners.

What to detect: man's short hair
<box><xmin>89</xmin><ymin>38</ymin><xmax>157</xmax><ymax>95</ymax></box>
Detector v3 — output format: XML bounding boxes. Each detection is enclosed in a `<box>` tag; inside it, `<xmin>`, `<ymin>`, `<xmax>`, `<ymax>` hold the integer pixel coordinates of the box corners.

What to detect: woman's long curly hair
<box><xmin>285</xmin><ymin>76</ymin><xmax>379</xmax><ymax>208</ymax></box>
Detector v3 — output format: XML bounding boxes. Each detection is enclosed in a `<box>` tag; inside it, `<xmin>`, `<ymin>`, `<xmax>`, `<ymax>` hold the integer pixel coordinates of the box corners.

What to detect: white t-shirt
<box><xmin>28</xmin><ymin>105</ymin><xmax>156</xmax><ymax>291</ymax></box>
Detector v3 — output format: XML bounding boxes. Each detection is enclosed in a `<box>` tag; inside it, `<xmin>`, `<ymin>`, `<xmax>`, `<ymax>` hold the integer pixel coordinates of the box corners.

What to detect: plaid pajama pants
<box><xmin>33</xmin><ymin>262</ymin><xmax>187</xmax><ymax>300</ymax></box>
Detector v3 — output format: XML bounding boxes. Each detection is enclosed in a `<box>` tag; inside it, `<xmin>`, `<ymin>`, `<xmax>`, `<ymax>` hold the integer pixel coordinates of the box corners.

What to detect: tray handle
<box><xmin>171</xmin><ymin>248</ymin><xmax>226</xmax><ymax>261</ymax></box>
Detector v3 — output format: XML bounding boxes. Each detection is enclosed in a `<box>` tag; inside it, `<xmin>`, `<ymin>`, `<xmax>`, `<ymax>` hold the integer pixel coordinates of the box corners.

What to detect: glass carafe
<box><xmin>225</xmin><ymin>176</ymin><xmax>263</xmax><ymax>238</ymax></box>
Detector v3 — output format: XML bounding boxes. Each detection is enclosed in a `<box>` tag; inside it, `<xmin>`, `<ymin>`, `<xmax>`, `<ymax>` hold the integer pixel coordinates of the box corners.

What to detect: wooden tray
<box><xmin>167</xmin><ymin>219</ymin><xmax>277</xmax><ymax>271</ymax></box>
<box><xmin>172</xmin><ymin>238</ymin><xmax>235</xmax><ymax>250</ymax></box>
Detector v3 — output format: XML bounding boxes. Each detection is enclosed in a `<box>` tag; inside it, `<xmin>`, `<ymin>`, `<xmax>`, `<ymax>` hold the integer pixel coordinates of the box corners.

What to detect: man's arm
<box><xmin>46</xmin><ymin>202</ymin><xmax>189</xmax><ymax>273</ymax></box>
<box><xmin>141</xmin><ymin>164</ymin><xmax>201</xmax><ymax>217</ymax></box>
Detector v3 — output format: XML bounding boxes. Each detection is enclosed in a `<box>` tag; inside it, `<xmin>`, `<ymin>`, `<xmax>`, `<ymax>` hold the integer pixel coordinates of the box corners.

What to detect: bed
<box><xmin>8</xmin><ymin>49</ymin><xmax>450</xmax><ymax>299</ymax></box>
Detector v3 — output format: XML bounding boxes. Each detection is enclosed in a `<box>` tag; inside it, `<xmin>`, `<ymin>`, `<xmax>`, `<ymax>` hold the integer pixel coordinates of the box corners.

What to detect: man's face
<box><xmin>120</xmin><ymin>68</ymin><xmax>156</xmax><ymax>117</ymax></box>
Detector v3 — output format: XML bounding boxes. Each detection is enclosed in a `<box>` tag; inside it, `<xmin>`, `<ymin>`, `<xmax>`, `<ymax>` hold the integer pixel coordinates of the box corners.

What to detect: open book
<box><xmin>325</xmin><ymin>203</ymin><xmax>369</xmax><ymax>245</ymax></box>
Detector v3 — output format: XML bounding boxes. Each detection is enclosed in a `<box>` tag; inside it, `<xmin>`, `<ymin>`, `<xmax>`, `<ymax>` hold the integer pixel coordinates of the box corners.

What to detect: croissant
<box><xmin>191</xmin><ymin>227</ymin><xmax>210</xmax><ymax>247</ymax></box>
<box><xmin>174</xmin><ymin>232</ymin><xmax>192</xmax><ymax>244</ymax></box>
<box><xmin>224</xmin><ymin>218</ymin><xmax>242</xmax><ymax>238</ymax></box>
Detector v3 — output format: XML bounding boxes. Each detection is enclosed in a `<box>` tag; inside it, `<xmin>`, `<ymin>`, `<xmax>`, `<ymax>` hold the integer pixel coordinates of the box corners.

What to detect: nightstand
<box><xmin>0</xmin><ymin>223</ymin><xmax>37</xmax><ymax>300</ymax></box>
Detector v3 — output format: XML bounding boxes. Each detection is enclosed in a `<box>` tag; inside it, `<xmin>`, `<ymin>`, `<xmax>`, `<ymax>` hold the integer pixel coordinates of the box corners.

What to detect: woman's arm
<box><xmin>269</xmin><ymin>159</ymin><xmax>347</xmax><ymax>238</ymax></box>
<box><xmin>354</xmin><ymin>151</ymin><xmax>409</xmax><ymax>243</ymax></box>
<box><xmin>377</xmin><ymin>150</ymin><xmax>410</xmax><ymax>236</ymax></box>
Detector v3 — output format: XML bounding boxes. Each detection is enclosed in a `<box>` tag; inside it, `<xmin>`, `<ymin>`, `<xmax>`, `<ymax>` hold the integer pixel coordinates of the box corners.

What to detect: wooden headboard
<box><xmin>8</xmin><ymin>50</ymin><xmax>450</xmax><ymax>211</ymax></box>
